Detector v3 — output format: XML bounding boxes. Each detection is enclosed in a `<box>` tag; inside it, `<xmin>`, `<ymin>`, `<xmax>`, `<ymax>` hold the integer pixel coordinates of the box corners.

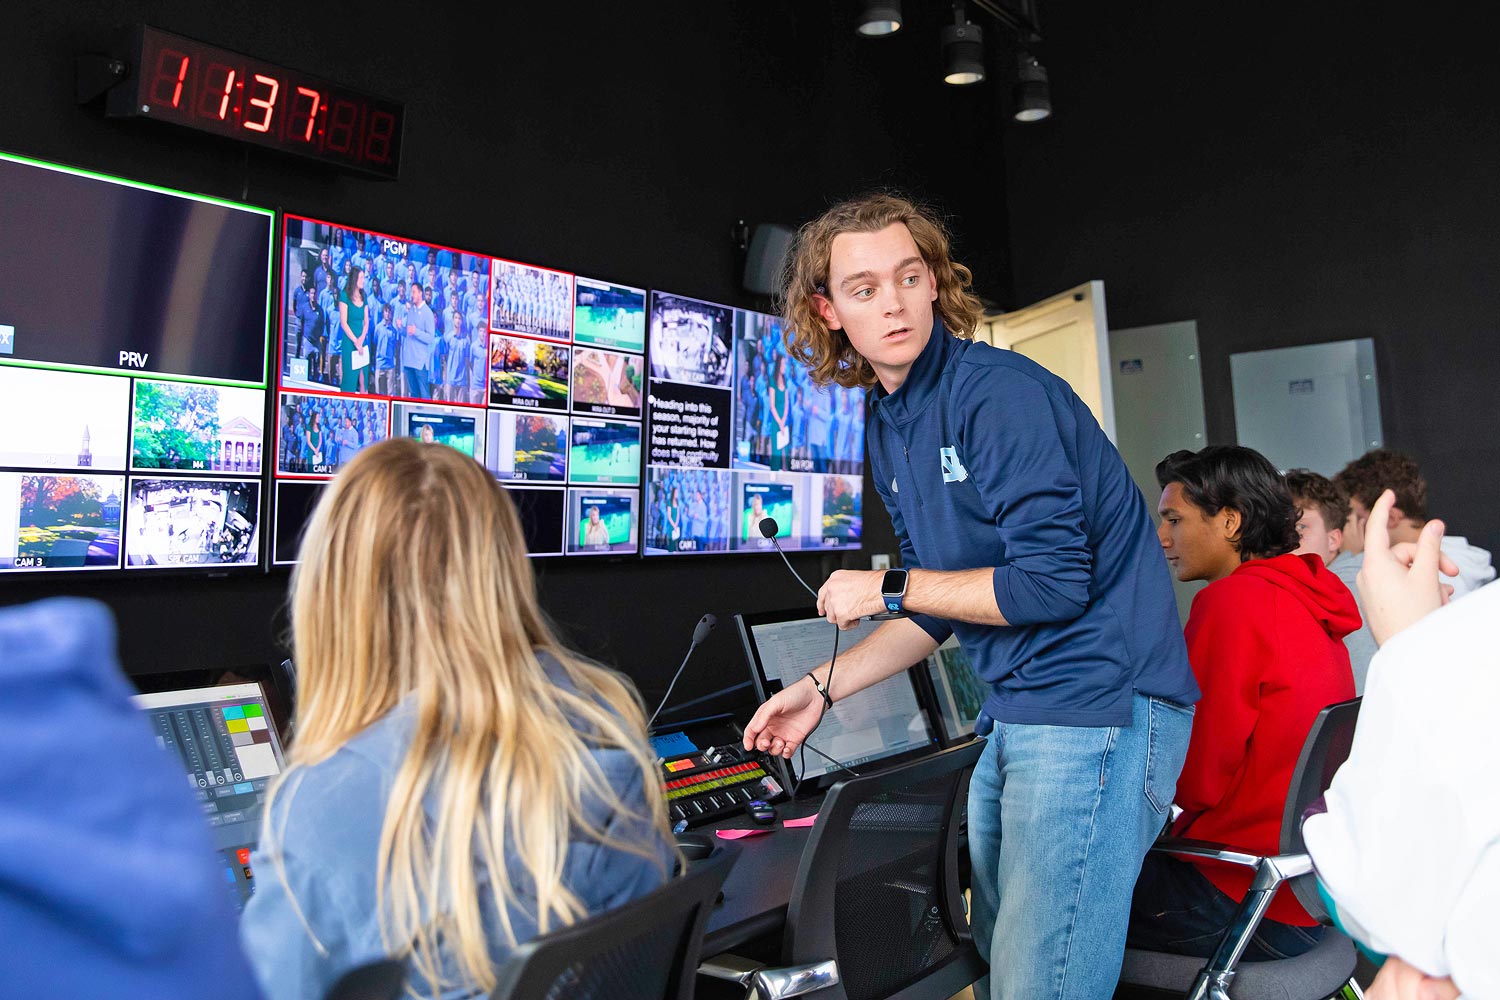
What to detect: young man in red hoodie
<box><xmin>1128</xmin><ymin>445</ymin><xmax>1359</xmax><ymax>960</ymax></box>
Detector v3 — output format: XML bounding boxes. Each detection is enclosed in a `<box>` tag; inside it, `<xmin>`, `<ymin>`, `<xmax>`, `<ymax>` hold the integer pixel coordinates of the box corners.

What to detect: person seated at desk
<box><xmin>1131</xmin><ymin>445</ymin><xmax>1358</xmax><ymax>960</ymax></box>
<box><xmin>240</xmin><ymin>438</ymin><xmax>674</xmax><ymax>1000</ymax></box>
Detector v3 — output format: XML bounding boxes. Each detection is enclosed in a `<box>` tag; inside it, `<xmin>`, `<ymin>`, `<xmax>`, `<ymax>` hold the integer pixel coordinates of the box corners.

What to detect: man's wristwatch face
<box><xmin>881</xmin><ymin>569</ymin><xmax>908</xmax><ymax>611</ymax></box>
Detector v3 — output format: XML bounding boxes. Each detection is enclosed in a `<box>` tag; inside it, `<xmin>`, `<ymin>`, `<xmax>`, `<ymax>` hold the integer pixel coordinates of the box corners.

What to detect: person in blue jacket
<box><xmin>401</xmin><ymin>282</ymin><xmax>436</xmax><ymax>400</ymax></box>
<box><xmin>0</xmin><ymin>598</ymin><xmax>259</xmax><ymax>1000</ymax></box>
<box><xmin>745</xmin><ymin>194</ymin><xmax>1200</xmax><ymax>1000</ymax></box>
<box><xmin>240</xmin><ymin>440</ymin><xmax>674</xmax><ymax>1000</ymax></box>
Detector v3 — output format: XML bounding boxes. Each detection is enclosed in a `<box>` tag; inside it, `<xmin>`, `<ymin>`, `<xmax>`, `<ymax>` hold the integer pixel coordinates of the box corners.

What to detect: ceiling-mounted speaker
<box><xmin>743</xmin><ymin>223</ymin><xmax>795</xmax><ymax>297</ymax></box>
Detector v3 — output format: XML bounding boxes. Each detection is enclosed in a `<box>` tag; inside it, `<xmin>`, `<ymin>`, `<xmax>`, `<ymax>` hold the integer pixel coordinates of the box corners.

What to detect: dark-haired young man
<box><xmin>1134</xmin><ymin>446</ymin><xmax>1357</xmax><ymax>960</ymax></box>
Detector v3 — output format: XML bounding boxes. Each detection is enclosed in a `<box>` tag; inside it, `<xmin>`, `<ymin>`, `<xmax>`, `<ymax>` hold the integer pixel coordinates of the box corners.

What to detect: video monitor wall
<box><xmin>271</xmin><ymin>214</ymin><xmax>645</xmax><ymax>562</ymax></box>
<box><xmin>0</xmin><ymin>153</ymin><xmax>272</xmax><ymax>574</ymax></box>
<box><xmin>644</xmin><ymin>294</ymin><xmax>865</xmax><ymax>556</ymax></box>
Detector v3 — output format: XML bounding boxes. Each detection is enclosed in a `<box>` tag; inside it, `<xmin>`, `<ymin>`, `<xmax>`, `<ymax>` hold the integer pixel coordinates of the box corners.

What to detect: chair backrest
<box><xmin>489</xmin><ymin>844</ymin><xmax>737</xmax><ymax>1000</ymax></box>
<box><xmin>1279</xmin><ymin>697</ymin><xmax>1362</xmax><ymax>920</ymax></box>
<box><xmin>324</xmin><ymin>958</ymin><xmax>406</xmax><ymax>1000</ymax></box>
<box><xmin>783</xmin><ymin>739</ymin><xmax>986</xmax><ymax>1000</ymax></box>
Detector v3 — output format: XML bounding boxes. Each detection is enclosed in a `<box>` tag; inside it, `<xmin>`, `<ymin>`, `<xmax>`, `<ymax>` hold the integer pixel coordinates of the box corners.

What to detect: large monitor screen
<box><xmin>0</xmin><ymin>153</ymin><xmax>272</xmax><ymax>575</ymax></box>
<box><xmin>644</xmin><ymin>294</ymin><xmax>865</xmax><ymax>556</ymax></box>
<box><xmin>271</xmin><ymin>217</ymin><xmax>645</xmax><ymax>564</ymax></box>
<box><xmin>0</xmin><ymin>154</ymin><xmax>272</xmax><ymax>384</ymax></box>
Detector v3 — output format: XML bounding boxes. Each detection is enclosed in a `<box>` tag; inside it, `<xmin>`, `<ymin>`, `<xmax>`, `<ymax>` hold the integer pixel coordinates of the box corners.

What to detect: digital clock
<box><xmin>102</xmin><ymin>25</ymin><xmax>404</xmax><ymax>180</ymax></box>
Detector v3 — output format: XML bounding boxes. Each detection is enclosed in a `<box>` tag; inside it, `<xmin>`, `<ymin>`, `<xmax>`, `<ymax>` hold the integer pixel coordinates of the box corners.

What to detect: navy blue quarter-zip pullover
<box><xmin>869</xmin><ymin>321</ymin><xmax>1199</xmax><ymax>727</ymax></box>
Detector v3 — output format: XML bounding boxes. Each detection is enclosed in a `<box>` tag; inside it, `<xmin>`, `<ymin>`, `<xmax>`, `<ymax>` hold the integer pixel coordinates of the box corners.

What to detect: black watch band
<box><xmin>880</xmin><ymin>568</ymin><xmax>909</xmax><ymax>613</ymax></box>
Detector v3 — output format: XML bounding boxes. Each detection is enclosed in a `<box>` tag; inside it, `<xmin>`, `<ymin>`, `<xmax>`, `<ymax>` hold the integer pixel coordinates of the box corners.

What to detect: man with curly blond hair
<box><xmin>745</xmin><ymin>193</ymin><xmax>1200</xmax><ymax>1000</ymax></box>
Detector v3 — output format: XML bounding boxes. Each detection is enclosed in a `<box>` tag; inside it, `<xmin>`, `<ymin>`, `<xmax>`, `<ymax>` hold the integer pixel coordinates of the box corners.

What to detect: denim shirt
<box><xmin>240</xmin><ymin>658</ymin><xmax>672</xmax><ymax>1000</ymax></box>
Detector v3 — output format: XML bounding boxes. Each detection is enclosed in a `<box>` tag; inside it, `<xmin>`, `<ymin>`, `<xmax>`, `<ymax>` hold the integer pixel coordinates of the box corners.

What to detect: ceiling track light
<box><xmin>941</xmin><ymin>3</ymin><xmax>986</xmax><ymax>86</ymax></box>
<box><xmin>1013</xmin><ymin>52</ymin><xmax>1051</xmax><ymax>122</ymax></box>
<box><xmin>856</xmin><ymin>0</ymin><xmax>902</xmax><ymax>37</ymax></box>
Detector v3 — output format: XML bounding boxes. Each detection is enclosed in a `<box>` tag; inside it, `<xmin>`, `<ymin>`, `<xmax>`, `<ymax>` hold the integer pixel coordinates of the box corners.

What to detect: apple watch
<box><xmin>880</xmin><ymin>569</ymin><xmax>909</xmax><ymax>613</ymax></box>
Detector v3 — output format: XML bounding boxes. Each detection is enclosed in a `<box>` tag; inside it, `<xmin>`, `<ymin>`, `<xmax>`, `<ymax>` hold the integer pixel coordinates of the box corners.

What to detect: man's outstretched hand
<box><xmin>744</xmin><ymin>677</ymin><xmax>823</xmax><ymax>759</ymax></box>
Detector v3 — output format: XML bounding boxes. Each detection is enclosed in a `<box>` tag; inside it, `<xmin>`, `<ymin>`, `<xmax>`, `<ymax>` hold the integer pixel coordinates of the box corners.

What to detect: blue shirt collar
<box><xmin>874</xmin><ymin>317</ymin><xmax>959</xmax><ymax>424</ymax></box>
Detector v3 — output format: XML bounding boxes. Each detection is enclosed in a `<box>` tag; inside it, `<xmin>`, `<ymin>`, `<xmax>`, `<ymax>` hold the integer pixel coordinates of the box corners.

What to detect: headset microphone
<box><xmin>647</xmin><ymin>613</ymin><xmax>717</xmax><ymax>730</ymax></box>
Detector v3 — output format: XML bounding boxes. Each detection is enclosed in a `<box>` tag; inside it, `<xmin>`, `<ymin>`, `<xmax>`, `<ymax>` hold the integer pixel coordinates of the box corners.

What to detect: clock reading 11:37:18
<box><xmin>113</xmin><ymin>25</ymin><xmax>404</xmax><ymax>180</ymax></box>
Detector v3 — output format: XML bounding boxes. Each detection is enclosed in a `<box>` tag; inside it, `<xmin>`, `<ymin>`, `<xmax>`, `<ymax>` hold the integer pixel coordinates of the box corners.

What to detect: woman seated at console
<box><xmin>241</xmin><ymin>438</ymin><xmax>674</xmax><ymax>1000</ymax></box>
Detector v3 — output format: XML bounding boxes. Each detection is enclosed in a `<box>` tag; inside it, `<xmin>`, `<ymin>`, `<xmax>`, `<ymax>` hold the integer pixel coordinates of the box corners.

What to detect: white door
<box><xmin>976</xmin><ymin>280</ymin><xmax>1115</xmax><ymax>440</ymax></box>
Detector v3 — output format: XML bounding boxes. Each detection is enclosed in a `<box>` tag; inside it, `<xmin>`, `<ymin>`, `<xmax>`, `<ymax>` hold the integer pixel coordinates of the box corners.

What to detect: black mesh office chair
<box><xmin>1119</xmin><ymin>698</ymin><xmax>1364</xmax><ymax>1000</ymax></box>
<box><xmin>701</xmin><ymin>739</ymin><xmax>986</xmax><ymax>1000</ymax></box>
<box><xmin>324</xmin><ymin>958</ymin><xmax>405</xmax><ymax>1000</ymax></box>
<box><xmin>490</xmin><ymin>844</ymin><xmax>738</xmax><ymax>1000</ymax></box>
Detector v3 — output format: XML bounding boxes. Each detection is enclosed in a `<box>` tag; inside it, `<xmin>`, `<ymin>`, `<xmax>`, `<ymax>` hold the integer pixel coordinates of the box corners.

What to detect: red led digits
<box><xmin>129</xmin><ymin>27</ymin><xmax>402</xmax><ymax>178</ymax></box>
<box><xmin>292</xmin><ymin>87</ymin><xmax>321</xmax><ymax>143</ymax></box>
<box><xmin>243</xmin><ymin>74</ymin><xmax>278</xmax><ymax>133</ymax></box>
<box><xmin>149</xmin><ymin>47</ymin><xmax>190</xmax><ymax>109</ymax></box>
<box><xmin>198</xmin><ymin>63</ymin><xmax>236</xmax><ymax>121</ymax></box>
<box><xmin>364</xmin><ymin>110</ymin><xmax>395</xmax><ymax>164</ymax></box>
<box><xmin>325</xmin><ymin>98</ymin><xmax>358</xmax><ymax>153</ymax></box>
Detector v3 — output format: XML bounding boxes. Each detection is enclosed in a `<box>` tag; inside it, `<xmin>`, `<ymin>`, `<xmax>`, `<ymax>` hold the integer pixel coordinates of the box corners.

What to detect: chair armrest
<box><xmin>699</xmin><ymin>953</ymin><xmax>764</xmax><ymax>983</ymax></box>
<box><xmin>1150</xmin><ymin>837</ymin><xmax>1264</xmax><ymax>869</ymax></box>
<box><xmin>1152</xmin><ymin>838</ymin><xmax>1314</xmax><ymax>892</ymax></box>
<box><xmin>1247</xmin><ymin>852</ymin><xmax>1312</xmax><ymax>892</ymax></box>
<box><xmin>699</xmin><ymin>953</ymin><xmax>840</xmax><ymax>999</ymax></box>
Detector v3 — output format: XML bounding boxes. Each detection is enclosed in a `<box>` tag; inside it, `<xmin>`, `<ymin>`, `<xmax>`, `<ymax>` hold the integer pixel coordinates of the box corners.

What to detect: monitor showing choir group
<box><xmin>0</xmin><ymin>156</ymin><xmax>860</xmax><ymax>572</ymax></box>
<box><xmin>270</xmin><ymin>215</ymin><xmax>645</xmax><ymax>563</ymax></box>
<box><xmin>0</xmin><ymin>153</ymin><xmax>273</xmax><ymax>574</ymax></box>
<box><xmin>643</xmin><ymin>292</ymin><xmax>866</xmax><ymax>556</ymax></box>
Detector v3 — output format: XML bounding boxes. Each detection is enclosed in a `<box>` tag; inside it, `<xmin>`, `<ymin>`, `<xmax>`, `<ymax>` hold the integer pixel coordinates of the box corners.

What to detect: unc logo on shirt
<box><xmin>940</xmin><ymin>446</ymin><xmax>969</xmax><ymax>484</ymax></box>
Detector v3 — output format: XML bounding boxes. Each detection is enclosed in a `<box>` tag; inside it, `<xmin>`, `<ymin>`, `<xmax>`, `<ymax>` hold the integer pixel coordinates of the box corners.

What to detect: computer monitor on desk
<box><xmin>132</xmin><ymin>682</ymin><xmax>287</xmax><ymax>911</ymax></box>
<box><xmin>736</xmin><ymin>609</ymin><xmax>938</xmax><ymax>794</ymax></box>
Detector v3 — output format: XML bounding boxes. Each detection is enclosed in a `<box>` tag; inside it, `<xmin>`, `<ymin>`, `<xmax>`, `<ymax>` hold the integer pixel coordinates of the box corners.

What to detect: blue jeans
<box><xmin>402</xmin><ymin>366</ymin><xmax>430</xmax><ymax>400</ymax></box>
<box><xmin>968</xmin><ymin>693</ymin><xmax>1194</xmax><ymax>1000</ymax></box>
<box><xmin>1127</xmin><ymin>853</ymin><xmax>1324</xmax><ymax>961</ymax></box>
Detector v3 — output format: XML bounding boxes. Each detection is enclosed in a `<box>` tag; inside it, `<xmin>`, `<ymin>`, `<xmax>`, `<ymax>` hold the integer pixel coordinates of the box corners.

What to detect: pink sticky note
<box><xmin>783</xmin><ymin>814</ymin><xmax>818</xmax><ymax>829</ymax></box>
<box><xmin>716</xmin><ymin>828</ymin><xmax>773</xmax><ymax>840</ymax></box>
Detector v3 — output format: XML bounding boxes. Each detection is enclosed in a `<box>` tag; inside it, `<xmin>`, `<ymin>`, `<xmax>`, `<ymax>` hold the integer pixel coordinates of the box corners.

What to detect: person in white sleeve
<box><xmin>1302</xmin><ymin>488</ymin><xmax>1496</xmax><ymax>1000</ymax></box>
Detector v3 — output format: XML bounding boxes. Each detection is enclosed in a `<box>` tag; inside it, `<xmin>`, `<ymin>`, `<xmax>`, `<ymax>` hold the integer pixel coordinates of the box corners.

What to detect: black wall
<box><xmin>1003</xmin><ymin>4</ymin><xmax>1499</xmax><ymax>556</ymax></box>
<box><xmin>0</xmin><ymin>2</ymin><xmax>1012</xmax><ymax>715</ymax></box>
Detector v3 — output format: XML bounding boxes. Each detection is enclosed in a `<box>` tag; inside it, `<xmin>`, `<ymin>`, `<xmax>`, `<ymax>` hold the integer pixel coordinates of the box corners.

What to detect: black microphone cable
<box><xmin>647</xmin><ymin>613</ymin><xmax>717</xmax><ymax>730</ymax></box>
<box><xmin>758</xmin><ymin>516</ymin><xmax>859</xmax><ymax>794</ymax></box>
<box><xmin>759</xmin><ymin>516</ymin><xmax>821</xmax><ymax>602</ymax></box>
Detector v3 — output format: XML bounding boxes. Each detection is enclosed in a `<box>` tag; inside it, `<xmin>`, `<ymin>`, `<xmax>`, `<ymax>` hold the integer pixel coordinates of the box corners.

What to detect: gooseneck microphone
<box><xmin>647</xmin><ymin>613</ymin><xmax>718</xmax><ymax>730</ymax></box>
<box><xmin>759</xmin><ymin>517</ymin><xmax>820</xmax><ymax>601</ymax></box>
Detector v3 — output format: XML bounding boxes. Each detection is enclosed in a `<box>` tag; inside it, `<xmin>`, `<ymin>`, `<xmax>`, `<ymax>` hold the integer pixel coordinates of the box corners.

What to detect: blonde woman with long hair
<box><xmin>241</xmin><ymin>438</ymin><xmax>673</xmax><ymax>1000</ymax></box>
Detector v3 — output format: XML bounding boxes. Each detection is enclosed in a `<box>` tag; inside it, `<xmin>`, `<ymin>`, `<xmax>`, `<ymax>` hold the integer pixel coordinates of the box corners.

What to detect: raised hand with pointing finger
<box><xmin>1355</xmin><ymin>489</ymin><xmax>1460</xmax><ymax>646</ymax></box>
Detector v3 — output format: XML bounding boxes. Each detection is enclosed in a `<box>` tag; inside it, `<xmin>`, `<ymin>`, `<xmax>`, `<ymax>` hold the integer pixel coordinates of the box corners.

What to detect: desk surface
<box><xmin>701</xmin><ymin>793</ymin><xmax>823</xmax><ymax>954</ymax></box>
